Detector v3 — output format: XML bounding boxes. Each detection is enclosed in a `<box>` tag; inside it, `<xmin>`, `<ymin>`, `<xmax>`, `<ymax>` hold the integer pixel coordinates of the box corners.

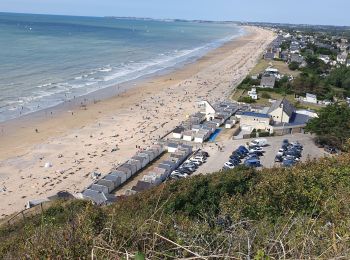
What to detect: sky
<box><xmin>0</xmin><ymin>0</ymin><xmax>349</xmax><ymax>26</ymax></box>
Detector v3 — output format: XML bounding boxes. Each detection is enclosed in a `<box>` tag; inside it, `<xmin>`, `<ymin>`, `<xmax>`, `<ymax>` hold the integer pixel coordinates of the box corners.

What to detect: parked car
<box><xmin>285</xmin><ymin>155</ymin><xmax>300</xmax><ymax>162</ymax></box>
<box><xmin>277</xmin><ymin>148</ymin><xmax>285</xmax><ymax>156</ymax></box>
<box><xmin>232</xmin><ymin>151</ymin><xmax>245</xmax><ymax>159</ymax></box>
<box><xmin>275</xmin><ymin>155</ymin><xmax>283</xmax><ymax>162</ymax></box>
<box><xmin>291</xmin><ymin>141</ymin><xmax>303</xmax><ymax>149</ymax></box>
<box><xmin>237</xmin><ymin>145</ymin><xmax>249</xmax><ymax>154</ymax></box>
<box><xmin>183</xmin><ymin>162</ymin><xmax>198</xmax><ymax>168</ymax></box>
<box><xmin>196</xmin><ymin>151</ymin><xmax>209</xmax><ymax>157</ymax></box>
<box><xmin>324</xmin><ymin>146</ymin><xmax>338</xmax><ymax>154</ymax></box>
<box><xmin>229</xmin><ymin>154</ymin><xmax>241</xmax><ymax>162</ymax></box>
<box><xmin>249</xmin><ymin>151</ymin><xmax>264</xmax><ymax>157</ymax></box>
<box><xmin>250</xmin><ymin>138</ymin><xmax>268</xmax><ymax>147</ymax></box>
<box><xmin>282</xmin><ymin>159</ymin><xmax>296</xmax><ymax>167</ymax></box>
<box><xmin>190</xmin><ymin>159</ymin><xmax>203</xmax><ymax>166</ymax></box>
<box><xmin>193</xmin><ymin>156</ymin><xmax>206</xmax><ymax>163</ymax></box>
<box><xmin>223</xmin><ymin>162</ymin><xmax>235</xmax><ymax>169</ymax></box>
<box><xmin>282</xmin><ymin>139</ymin><xmax>289</xmax><ymax>145</ymax></box>
<box><xmin>249</xmin><ymin>147</ymin><xmax>263</xmax><ymax>153</ymax></box>
<box><xmin>172</xmin><ymin>172</ymin><xmax>188</xmax><ymax>178</ymax></box>
<box><xmin>229</xmin><ymin>159</ymin><xmax>240</xmax><ymax>166</ymax></box>
<box><xmin>178</xmin><ymin>167</ymin><xmax>193</xmax><ymax>174</ymax></box>
<box><xmin>244</xmin><ymin>159</ymin><xmax>261</xmax><ymax>168</ymax></box>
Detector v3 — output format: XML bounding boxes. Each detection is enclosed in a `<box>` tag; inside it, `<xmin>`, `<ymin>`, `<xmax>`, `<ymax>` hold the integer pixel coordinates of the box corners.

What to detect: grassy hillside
<box><xmin>1</xmin><ymin>154</ymin><xmax>350</xmax><ymax>259</ymax></box>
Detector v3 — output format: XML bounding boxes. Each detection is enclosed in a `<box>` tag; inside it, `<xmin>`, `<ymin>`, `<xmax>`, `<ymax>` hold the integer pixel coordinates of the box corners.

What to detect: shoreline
<box><xmin>0</xmin><ymin>26</ymin><xmax>245</xmax><ymax>125</ymax></box>
<box><xmin>0</xmin><ymin>25</ymin><xmax>245</xmax><ymax>124</ymax></box>
<box><xmin>0</xmin><ymin>26</ymin><xmax>275</xmax><ymax>218</ymax></box>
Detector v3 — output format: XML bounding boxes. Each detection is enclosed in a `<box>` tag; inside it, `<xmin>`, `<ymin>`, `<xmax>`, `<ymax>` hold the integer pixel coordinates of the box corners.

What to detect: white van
<box><xmin>249</xmin><ymin>138</ymin><xmax>268</xmax><ymax>147</ymax></box>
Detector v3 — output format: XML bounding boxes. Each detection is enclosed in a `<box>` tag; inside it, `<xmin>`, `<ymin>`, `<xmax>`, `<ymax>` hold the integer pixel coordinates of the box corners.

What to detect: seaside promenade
<box><xmin>0</xmin><ymin>26</ymin><xmax>275</xmax><ymax>218</ymax></box>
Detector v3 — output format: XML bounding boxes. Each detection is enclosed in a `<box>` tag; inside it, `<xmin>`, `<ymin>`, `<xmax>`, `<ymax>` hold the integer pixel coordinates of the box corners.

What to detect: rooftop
<box><xmin>241</xmin><ymin>111</ymin><xmax>271</xmax><ymax>119</ymax></box>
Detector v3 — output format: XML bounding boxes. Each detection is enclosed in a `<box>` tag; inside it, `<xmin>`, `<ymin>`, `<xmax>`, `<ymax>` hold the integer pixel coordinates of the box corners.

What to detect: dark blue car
<box><xmin>244</xmin><ymin>159</ymin><xmax>261</xmax><ymax>168</ymax></box>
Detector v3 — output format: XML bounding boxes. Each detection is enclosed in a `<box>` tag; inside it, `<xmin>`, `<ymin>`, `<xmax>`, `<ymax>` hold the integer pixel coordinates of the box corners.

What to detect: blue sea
<box><xmin>0</xmin><ymin>13</ymin><xmax>243</xmax><ymax>122</ymax></box>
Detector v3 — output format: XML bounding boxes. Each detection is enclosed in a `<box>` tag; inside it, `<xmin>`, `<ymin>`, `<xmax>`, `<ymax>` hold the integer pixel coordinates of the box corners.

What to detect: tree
<box><xmin>288</xmin><ymin>61</ymin><xmax>299</xmax><ymax>71</ymax></box>
<box><xmin>305</xmin><ymin>103</ymin><xmax>350</xmax><ymax>151</ymax></box>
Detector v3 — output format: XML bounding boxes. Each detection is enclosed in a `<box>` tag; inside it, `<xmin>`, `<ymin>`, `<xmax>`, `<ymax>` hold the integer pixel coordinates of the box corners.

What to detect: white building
<box><xmin>248</xmin><ymin>87</ymin><xmax>258</xmax><ymax>100</ymax></box>
<box><xmin>318</xmin><ymin>55</ymin><xmax>330</xmax><ymax>64</ymax></box>
<box><xmin>304</xmin><ymin>93</ymin><xmax>317</xmax><ymax>104</ymax></box>
<box><xmin>337</xmin><ymin>52</ymin><xmax>348</xmax><ymax>65</ymax></box>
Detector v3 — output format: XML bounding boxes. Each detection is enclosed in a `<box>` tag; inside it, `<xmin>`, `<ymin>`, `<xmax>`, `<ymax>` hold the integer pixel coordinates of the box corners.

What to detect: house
<box><xmin>264</xmin><ymin>67</ymin><xmax>280</xmax><ymax>78</ymax></box>
<box><xmin>198</xmin><ymin>100</ymin><xmax>216</xmax><ymax>121</ymax></box>
<box><xmin>239</xmin><ymin>112</ymin><xmax>272</xmax><ymax>133</ymax></box>
<box><xmin>290</xmin><ymin>53</ymin><xmax>304</xmax><ymax>64</ymax></box>
<box><xmin>337</xmin><ymin>52</ymin><xmax>347</xmax><ymax>65</ymax></box>
<box><xmin>267</xmin><ymin>98</ymin><xmax>295</xmax><ymax>123</ymax></box>
<box><xmin>260</xmin><ymin>75</ymin><xmax>276</xmax><ymax>88</ymax></box>
<box><xmin>318</xmin><ymin>54</ymin><xmax>330</xmax><ymax>64</ymax></box>
<box><xmin>304</xmin><ymin>93</ymin><xmax>317</xmax><ymax>104</ymax></box>
<box><xmin>264</xmin><ymin>52</ymin><xmax>275</xmax><ymax>60</ymax></box>
<box><xmin>248</xmin><ymin>87</ymin><xmax>258</xmax><ymax>100</ymax></box>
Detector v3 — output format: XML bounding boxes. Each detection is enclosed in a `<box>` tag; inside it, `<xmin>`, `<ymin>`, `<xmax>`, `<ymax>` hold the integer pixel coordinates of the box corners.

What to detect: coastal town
<box><xmin>10</xmin><ymin>25</ymin><xmax>350</xmax><ymax>209</ymax></box>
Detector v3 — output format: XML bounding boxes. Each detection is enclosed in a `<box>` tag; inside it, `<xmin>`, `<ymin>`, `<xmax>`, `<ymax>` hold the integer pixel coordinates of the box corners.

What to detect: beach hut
<box><xmin>114</xmin><ymin>167</ymin><xmax>132</xmax><ymax>179</ymax></box>
<box><xmin>110</xmin><ymin>171</ymin><xmax>127</xmax><ymax>184</ymax></box>
<box><xmin>82</xmin><ymin>189</ymin><xmax>108</xmax><ymax>205</ymax></box>
<box><xmin>131</xmin><ymin>156</ymin><xmax>147</xmax><ymax>168</ymax></box>
<box><xmin>96</xmin><ymin>179</ymin><xmax>115</xmax><ymax>193</ymax></box>
<box><xmin>151</xmin><ymin>145</ymin><xmax>164</xmax><ymax>156</ymax></box>
<box><xmin>191</xmin><ymin>124</ymin><xmax>201</xmax><ymax>132</ymax></box>
<box><xmin>143</xmin><ymin>150</ymin><xmax>156</xmax><ymax>161</ymax></box>
<box><xmin>132</xmin><ymin>181</ymin><xmax>153</xmax><ymax>192</ymax></box>
<box><xmin>89</xmin><ymin>184</ymin><xmax>109</xmax><ymax>195</ymax></box>
<box><xmin>142</xmin><ymin>173</ymin><xmax>162</xmax><ymax>185</ymax></box>
<box><xmin>162</xmin><ymin>160</ymin><xmax>177</xmax><ymax>171</ymax></box>
<box><xmin>104</xmin><ymin>174</ymin><xmax>122</xmax><ymax>187</ymax></box>
<box><xmin>117</xmin><ymin>165</ymin><xmax>133</xmax><ymax>177</ymax></box>
<box><xmin>178</xmin><ymin>144</ymin><xmax>193</xmax><ymax>155</ymax></box>
<box><xmin>167</xmin><ymin>143</ymin><xmax>178</xmax><ymax>153</ymax></box>
<box><xmin>183</xmin><ymin>130</ymin><xmax>194</xmax><ymax>142</ymax></box>
<box><xmin>129</xmin><ymin>159</ymin><xmax>142</xmax><ymax>171</ymax></box>
<box><xmin>158</xmin><ymin>163</ymin><xmax>172</xmax><ymax>176</ymax></box>
<box><xmin>137</xmin><ymin>152</ymin><xmax>151</xmax><ymax>164</ymax></box>
<box><xmin>122</xmin><ymin>163</ymin><xmax>137</xmax><ymax>175</ymax></box>
<box><xmin>225</xmin><ymin>120</ymin><xmax>234</xmax><ymax>129</ymax></box>
<box><xmin>153</xmin><ymin>167</ymin><xmax>168</xmax><ymax>181</ymax></box>
<box><xmin>172</xmin><ymin>126</ymin><xmax>184</xmax><ymax>139</ymax></box>
<box><xmin>211</xmin><ymin>118</ymin><xmax>223</xmax><ymax>127</ymax></box>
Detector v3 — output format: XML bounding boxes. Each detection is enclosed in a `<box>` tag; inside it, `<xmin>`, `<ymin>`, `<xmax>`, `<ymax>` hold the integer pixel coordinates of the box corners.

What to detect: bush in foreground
<box><xmin>1</xmin><ymin>155</ymin><xmax>350</xmax><ymax>258</ymax></box>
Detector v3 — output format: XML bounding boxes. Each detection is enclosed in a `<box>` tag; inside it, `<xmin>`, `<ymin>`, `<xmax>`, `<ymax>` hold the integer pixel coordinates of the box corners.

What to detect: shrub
<box><xmin>238</xmin><ymin>96</ymin><xmax>256</xmax><ymax>103</ymax></box>
<box><xmin>261</xmin><ymin>92</ymin><xmax>271</xmax><ymax>99</ymax></box>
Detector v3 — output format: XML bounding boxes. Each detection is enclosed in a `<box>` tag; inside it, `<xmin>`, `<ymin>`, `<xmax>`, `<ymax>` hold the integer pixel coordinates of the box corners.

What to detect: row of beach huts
<box><xmin>125</xmin><ymin>144</ymin><xmax>192</xmax><ymax>195</ymax></box>
<box><xmin>80</xmin><ymin>144</ymin><xmax>165</xmax><ymax>205</ymax></box>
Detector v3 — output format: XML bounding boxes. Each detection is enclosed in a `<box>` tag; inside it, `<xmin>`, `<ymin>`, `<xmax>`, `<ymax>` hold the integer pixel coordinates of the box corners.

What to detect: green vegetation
<box><xmin>288</xmin><ymin>61</ymin><xmax>300</xmax><ymax>71</ymax></box>
<box><xmin>1</xmin><ymin>155</ymin><xmax>350</xmax><ymax>258</ymax></box>
<box><xmin>238</xmin><ymin>96</ymin><xmax>256</xmax><ymax>103</ymax></box>
<box><xmin>306</xmin><ymin>103</ymin><xmax>350</xmax><ymax>151</ymax></box>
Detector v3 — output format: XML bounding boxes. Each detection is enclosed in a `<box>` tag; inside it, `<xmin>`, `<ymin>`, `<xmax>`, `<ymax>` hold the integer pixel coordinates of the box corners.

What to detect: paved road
<box><xmin>196</xmin><ymin>133</ymin><xmax>328</xmax><ymax>175</ymax></box>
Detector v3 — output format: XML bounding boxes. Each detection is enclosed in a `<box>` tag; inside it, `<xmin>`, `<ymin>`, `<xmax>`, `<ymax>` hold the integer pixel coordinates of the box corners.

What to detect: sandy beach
<box><xmin>0</xmin><ymin>26</ymin><xmax>275</xmax><ymax>218</ymax></box>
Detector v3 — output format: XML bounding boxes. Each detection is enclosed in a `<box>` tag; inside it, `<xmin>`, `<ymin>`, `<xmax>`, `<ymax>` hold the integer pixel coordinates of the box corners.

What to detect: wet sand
<box><xmin>0</xmin><ymin>26</ymin><xmax>275</xmax><ymax>218</ymax></box>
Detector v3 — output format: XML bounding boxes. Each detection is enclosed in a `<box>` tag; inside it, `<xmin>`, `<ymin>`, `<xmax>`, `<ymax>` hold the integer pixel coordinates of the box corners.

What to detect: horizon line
<box><xmin>0</xmin><ymin>11</ymin><xmax>349</xmax><ymax>28</ymax></box>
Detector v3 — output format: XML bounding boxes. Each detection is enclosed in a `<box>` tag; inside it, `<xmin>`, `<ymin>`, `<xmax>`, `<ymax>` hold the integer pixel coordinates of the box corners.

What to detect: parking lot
<box><xmin>196</xmin><ymin>133</ymin><xmax>328</xmax><ymax>175</ymax></box>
